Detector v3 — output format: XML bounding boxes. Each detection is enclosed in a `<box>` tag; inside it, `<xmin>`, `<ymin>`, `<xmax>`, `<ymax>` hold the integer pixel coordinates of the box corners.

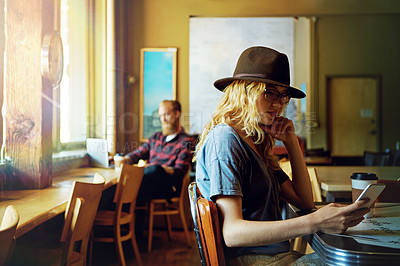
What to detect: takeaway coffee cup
<box><xmin>351</xmin><ymin>172</ymin><xmax>378</xmax><ymax>217</ymax></box>
<box><xmin>114</xmin><ymin>154</ymin><xmax>125</xmax><ymax>170</ymax></box>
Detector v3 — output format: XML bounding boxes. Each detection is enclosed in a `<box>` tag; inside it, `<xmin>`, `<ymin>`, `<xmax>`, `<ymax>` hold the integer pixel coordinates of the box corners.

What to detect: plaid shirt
<box><xmin>126</xmin><ymin>128</ymin><xmax>194</xmax><ymax>178</ymax></box>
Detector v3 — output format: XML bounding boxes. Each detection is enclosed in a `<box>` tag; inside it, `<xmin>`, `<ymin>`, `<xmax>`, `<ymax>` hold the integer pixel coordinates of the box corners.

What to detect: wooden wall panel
<box><xmin>4</xmin><ymin>0</ymin><xmax>52</xmax><ymax>189</ymax></box>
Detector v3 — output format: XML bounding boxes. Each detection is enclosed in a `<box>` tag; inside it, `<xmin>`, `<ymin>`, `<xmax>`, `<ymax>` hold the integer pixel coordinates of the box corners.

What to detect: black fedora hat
<box><xmin>214</xmin><ymin>46</ymin><xmax>306</xmax><ymax>98</ymax></box>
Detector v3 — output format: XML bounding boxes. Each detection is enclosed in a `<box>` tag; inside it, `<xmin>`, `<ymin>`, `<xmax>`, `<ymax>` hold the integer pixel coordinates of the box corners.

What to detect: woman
<box><xmin>194</xmin><ymin>46</ymin><xmax>369</xmax><ymax>265</ymax></box>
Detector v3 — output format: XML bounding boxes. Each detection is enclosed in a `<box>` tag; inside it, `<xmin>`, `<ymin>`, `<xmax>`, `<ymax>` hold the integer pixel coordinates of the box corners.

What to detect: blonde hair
<box><xmin>194</xmin><ymin>80</ymin><xmax>279</xmax><ymax>170</ymax></box>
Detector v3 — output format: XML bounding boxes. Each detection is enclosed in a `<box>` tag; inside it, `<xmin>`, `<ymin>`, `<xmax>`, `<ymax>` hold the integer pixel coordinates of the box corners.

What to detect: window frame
<box><xmin>53</xmin><ymin>0</ymin><xmax>109</xmax><ymax>153</ymax></box>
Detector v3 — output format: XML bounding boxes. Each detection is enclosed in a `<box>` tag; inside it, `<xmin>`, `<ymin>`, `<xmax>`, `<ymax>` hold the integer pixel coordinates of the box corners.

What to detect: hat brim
<box><xmin>214</xmin><ymin>77</ymin><xmax>306</xmax><ymax>99</ymax></box>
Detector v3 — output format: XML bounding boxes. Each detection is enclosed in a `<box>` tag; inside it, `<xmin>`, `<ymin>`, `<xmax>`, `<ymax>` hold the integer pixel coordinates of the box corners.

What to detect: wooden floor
<box><xmin>11</xmin><ymin>214</ymin><xmax>201</xmax><ymax>266</ymax></box>
<box><xmin>92</xmin><ymin>229</ymin><xmax>201</xmax><ymax>266</ymax></box>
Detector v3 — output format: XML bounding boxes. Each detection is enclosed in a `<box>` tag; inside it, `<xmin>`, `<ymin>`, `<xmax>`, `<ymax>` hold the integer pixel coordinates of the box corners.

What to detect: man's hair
<box><xmin>161</xmin><ymin>100</ymin><xmax>181</xmax><ymax>112</ymax></box>
<box><xmin>194</xmin><ymin>80</ymin><xmax>279</xmax><ymax>169</ymax></box>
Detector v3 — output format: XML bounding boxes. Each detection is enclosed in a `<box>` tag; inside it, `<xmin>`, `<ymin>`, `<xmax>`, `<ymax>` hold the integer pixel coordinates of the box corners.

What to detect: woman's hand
<box><xmin>265</xmin><ymin>116</ymin><xmax>296</xmax><ymax>143</ymax></box>
<box><xmin>309</xmin><ymin>199</ymin><xmax>370</xmax><ymax>234</ymax></box>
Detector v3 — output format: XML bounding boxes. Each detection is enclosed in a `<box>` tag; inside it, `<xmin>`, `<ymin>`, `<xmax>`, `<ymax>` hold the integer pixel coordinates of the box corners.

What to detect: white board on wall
<box><xmin>189</xmin><ymin>17</ymin><xmax>294</xmax><ymax>134</ymax></box>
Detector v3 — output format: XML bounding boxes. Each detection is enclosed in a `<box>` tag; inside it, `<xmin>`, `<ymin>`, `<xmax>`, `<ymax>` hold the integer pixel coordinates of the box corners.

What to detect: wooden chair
<box><xmin>0</xmin><ymin>205</ymin><xmax>19</xmax><ymax>265</ymax></box>
<box><xmin>279</xmin><ymin>162</ymin><xmax>322</xmax><ymax>254</ymax></box>
<box><xmin>391</xmin><ymin>150</ymin><xmax>400</xmax><ymax>166</ymax></box>
<box><xmin>188</xmin><ymin>182</ymin><xmax>226</xmax><ymax>266</ymax></box>
<box><xmin>279</xmin><ymin>158</ymin><xmax>292</xmax><ymax>177</ymax></box>
<box><xmin>377</xmin><ymin>179</ymin><xmax>400</xmax><ymax>203</ymax></box>
<box><xmin>291</xmin><ymin>167</ymin><xmax>322</xmax><ymax>254</ymax></box>
<box><xmin>90</xmin><ymin>164</ymin><xmax>144</xmax><ymax>266</ymax></box>
<box><xmin>188</xmin><ymin>182</ymin><xmax>208</xmax><ymax>265</ymax></box>
<box><xmin>147</xmin><ymin>168</ymin><xmax>192</xmax><ymax>252</ymax></box>
<box><xmin>60</xmin><ymin>173</ymin><xmax>105</xmax><ymax>266</ymax></box>
<box><xmin>363</xmin><ymin>150</ymin><xmax>391</xmax><ymax>166</ymax></box>
<box><xmin>279</xmin><ymin>161</ymin><xmax>322</xmax><ymax>203</ymax></box>
<box><xmin>308</xmin><ymin>167</ymin><xmax>322</xmax><ymax>202</ymax></box>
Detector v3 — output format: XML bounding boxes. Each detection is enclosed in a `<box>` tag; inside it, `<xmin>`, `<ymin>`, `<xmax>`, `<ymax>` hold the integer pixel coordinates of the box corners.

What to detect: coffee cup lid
<box><xmin>350</xmin><ymin>172</ymin><xmax>378</xmax><ymax>180</ymax></box>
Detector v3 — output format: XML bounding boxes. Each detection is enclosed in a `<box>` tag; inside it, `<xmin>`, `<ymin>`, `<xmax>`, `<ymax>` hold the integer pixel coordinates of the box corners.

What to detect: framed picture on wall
<box><xmin>140</xmin><ymin>48</ymin><xmax>177</xmax><ymax>141</ymax></box>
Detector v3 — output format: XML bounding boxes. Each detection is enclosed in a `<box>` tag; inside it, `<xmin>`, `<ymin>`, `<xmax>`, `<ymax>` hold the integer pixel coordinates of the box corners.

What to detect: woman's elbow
<box><xmin>222</xmin><ymin>226</ymin><xmax>246</xmax><ymax>247</ymax></box>
<box><xmin>223</xmin><ymin>233</ymin><xmax>242</xmax><ymax>248</ymax></box>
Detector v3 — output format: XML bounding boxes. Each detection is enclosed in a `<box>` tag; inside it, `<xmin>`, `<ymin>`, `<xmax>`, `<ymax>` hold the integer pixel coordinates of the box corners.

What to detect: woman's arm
<box><xmin>281</xmin><ymin>135</ymin><xmax>314</xmax><ymax>210</ymax></box>
<box><xmin>266</xmin><ymin>117</ymin><xmax>314</xmax><ymax>210</ymax></box>
<box><xmin>216</xmin><ymin>195</ymin><xmax>370</xmax><ymax>248</ymax></box>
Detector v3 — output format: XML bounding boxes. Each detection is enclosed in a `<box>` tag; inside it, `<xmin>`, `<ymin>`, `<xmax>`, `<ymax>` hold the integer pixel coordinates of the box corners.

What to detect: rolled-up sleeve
<box><xmin>196</xmin><ymin>126</ymin><xmax>249</xmax><ymax>201</ymax></box>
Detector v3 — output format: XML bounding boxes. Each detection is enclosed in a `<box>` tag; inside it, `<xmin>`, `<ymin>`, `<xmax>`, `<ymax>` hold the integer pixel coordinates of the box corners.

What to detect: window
<box><xmin>59</xmin><ymin>0</ymin><xmax>89</xmax><ymax>145</ymax></box>
<box><xmin>54</xmin><ymin>0</ymin><xmax>109</xmax><ymax>152</ymax></box>
<box><xmin>53</xmin><ymin>0</ymin><xmax>90</xmax><ymax>151</ymax></box>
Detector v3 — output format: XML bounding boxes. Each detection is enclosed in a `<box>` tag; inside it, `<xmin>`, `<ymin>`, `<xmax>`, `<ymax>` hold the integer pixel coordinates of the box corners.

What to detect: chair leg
<box><xmin>88</xmin><ymin>232</ymin><xmax>94</xmax><ymax>266</ymax></box>
<box><xmin>79</xmin><ymin>237</ymin><xmax>89</xmax><ymax>265</ymax></box>
<box><xmin>62</xmin><ymin>240</ymin><xmax>75</xmax><ymax>266</ymax></box>
<box><xmin>165</xmin><ymin>213</ymin><xmax>172</xmax><ymax>241</ymax></box>
<box><xmin>179</xmin><ymin>206</ymin><xmax>192</xmax><ymax>248</ymax></box>
<box><xmin>115</xmin><ymin>224</ymin><xmax>127</xmax><ymax>266</ymax></box>
<box><xmin>130</xmin><ymin>219</ymin><xmax>143</xmax><ymax>266</ymax></box>
<box><xmin>148</xmin><ymin>202</ymin><xmax>155</xmax><ymax>253</ymax></box>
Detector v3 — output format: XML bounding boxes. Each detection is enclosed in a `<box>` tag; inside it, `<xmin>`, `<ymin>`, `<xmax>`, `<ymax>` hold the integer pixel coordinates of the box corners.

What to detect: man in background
<box><xmin>123</xmin><ymin>100</ymin><xmax>194</xmax><ymax>206</ymax></box>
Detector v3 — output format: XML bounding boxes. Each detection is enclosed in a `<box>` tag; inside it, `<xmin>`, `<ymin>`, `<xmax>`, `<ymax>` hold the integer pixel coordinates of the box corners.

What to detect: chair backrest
<box><xmin>177</xmin><ymin>166</ymin><xmax>191</xmax><ymax>202</ymax></box>
<box><xmin>377</xmin><ymin>179</ymin><xmax>400</xmax><ymax>203</ymax></box>
<box><xmin>188</xmin><ymin>182</ymin><xmax>226</xmax><ymax>266</ymax></box>
<box><xmin>60</xmin><ymin>174</ymin><xmax>105</xmax><ymax>265</ymax></box>
<box><xmin>113</xmin><ymin>164</ymin><xmax>145</xmax><ymax>210</ymax></box>
<box><xmin>392</xmin><ymin>150</ymin><xmax>400</xmax><ymax>166</ymax></box>
<box><xmin>279</xmin><ymin>159</ymin><xmax>292</xmax><ymax>177</ymax></box>
<box><xmin>307</xmin><ymin>167</ymin><xmax>322</xmax><ymax>202</ymax></box>
<box><xmin>188</xmin><ymin>182</ymin><xmax>208</xmax><ymax>265</ymax></box>
<box><xmin>279</xmin><ymin>161</ymin><xmax>322</xmax><ymax>203</ymax></box>
<box><xmin>0</xmin><ymin>205</ymin><xmax>19</xmax><ymax>265</ymax></box>
<box><xmin>364</xmin><ymin>151</ymin><xmax>391</xmax><ymax>166</ymax></box>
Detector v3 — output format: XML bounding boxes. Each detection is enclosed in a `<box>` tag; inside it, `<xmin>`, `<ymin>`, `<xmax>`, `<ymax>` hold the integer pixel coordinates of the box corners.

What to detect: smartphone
<box><xmin>355</xmin><ymin>183</ymin><xmax>386</xmax><ymax>208</ymax></box>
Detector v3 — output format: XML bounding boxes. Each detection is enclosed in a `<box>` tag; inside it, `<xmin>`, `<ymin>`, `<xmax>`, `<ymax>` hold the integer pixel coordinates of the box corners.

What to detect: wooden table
<box><xmin>315</xmin><ymin>166</ymin><xmax>400</xmax><ymax>202</ymax></box>
<box><xmin>0</xmin><ymin>167</ymin><xmax>119</xmax><ymax>238</ymax></box>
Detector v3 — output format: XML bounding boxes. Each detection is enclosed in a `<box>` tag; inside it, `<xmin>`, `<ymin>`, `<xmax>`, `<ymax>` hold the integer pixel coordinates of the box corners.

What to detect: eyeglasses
<box><xmin>264</xmin><ymin>88</ymin><xmax>291</xmax><ymax>104</ymax></box>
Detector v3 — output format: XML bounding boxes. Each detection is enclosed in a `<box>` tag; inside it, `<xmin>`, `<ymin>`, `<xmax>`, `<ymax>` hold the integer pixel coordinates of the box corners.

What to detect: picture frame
<box><xmin>139</xmin><ymin>48</ymin><xmax>177</xmax><ymax>141</ymax></box>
